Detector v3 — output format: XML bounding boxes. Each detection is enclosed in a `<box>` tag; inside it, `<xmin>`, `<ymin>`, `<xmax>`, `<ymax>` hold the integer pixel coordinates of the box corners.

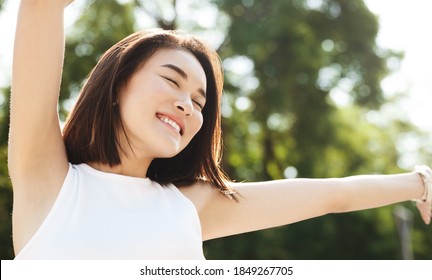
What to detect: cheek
<box><xmin>192</xmin><ymin>114</ymin><xmax>204</xmax><ymax>134</ymax></box>
<box><xmin>183</xmin><ymin>115</ymin><xmax>203</xmax><ymax>145</ymax></box>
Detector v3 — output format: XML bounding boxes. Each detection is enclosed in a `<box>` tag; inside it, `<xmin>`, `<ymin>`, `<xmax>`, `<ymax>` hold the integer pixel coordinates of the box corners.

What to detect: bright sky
<box><xmin>364</xmin><ymin>0</ymin><xmax>432</xmax><ymax>132</ymax></box>
<box><xmin>1</xmin><ymin>0</ymin><xmax>431</xmax><ymax>132</ymax></box>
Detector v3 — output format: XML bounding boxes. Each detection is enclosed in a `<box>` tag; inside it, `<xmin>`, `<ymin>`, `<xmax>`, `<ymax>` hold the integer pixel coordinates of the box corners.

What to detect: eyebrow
<box><xmin>161</xmin><ymin>64</ymin><xmax>206</xmax><ymax>98</ymax></box>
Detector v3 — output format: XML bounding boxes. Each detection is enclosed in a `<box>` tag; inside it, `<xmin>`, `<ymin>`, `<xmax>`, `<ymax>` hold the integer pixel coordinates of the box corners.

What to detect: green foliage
<box><xmin>204</xmin><ymin>0</ymin><xmax>432</xmax><ymax>259</ymax></box>
<box><xmin>0</xmin><ymin>86</ymin><xmax>13</xmax><ymax>259</ymax></box>
<box><xmin>60</xmin><ymin>0</ymin><xmax>136</xmax><ymax>119</ymax></box>
<box><xmin>0</xmin><ymin>87</ymin><xmax>9</xmax><ymax>145</ymax></box>
<box><xmin>0</xmin><ymin>144</ymin><xmax>13</xmax><ymax>259</ymax></box>
<box><xmin>216</xmin><ymin>0</ymin><xmax>395</xmax><ymax>180</ymax></box>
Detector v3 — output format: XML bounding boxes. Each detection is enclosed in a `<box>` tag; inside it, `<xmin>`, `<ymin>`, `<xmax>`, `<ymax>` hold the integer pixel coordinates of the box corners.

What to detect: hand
<box><xmin>414</xmin><ymin>165</ymin><xmax>432</xmax><ymax>224</ymax></box>
<box><xmin>417</xmin><ymin>200</ymin><xmax>431</xmax><ymax>225</ymax></box>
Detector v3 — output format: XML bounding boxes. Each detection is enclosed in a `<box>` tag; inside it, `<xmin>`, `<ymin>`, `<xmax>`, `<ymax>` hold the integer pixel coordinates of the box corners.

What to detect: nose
<box><xmin>175</xmin><ymin>99</ymin><xmax>193</xmax><ymax>117</ymax></box>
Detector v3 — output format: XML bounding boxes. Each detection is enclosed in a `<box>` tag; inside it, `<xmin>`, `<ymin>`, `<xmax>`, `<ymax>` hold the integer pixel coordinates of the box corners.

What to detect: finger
<box><xmin>417</xmin><ymin>201</ymin><xmax>431</xmax><ymax>225</ymax></box>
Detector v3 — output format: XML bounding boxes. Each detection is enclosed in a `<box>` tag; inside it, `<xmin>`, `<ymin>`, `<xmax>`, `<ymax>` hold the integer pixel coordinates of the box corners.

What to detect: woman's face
<box><xmin>118</xmin><ymin>48</ymin><xmax>207</xmax><ymax>160</ymax></box>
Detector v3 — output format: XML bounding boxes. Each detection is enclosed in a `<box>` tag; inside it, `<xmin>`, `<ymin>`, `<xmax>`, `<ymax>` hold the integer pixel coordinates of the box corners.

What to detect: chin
<box><xmin>147</xmin><ymin>135</ymin><xmax>189</xmax><ymax>159</ymax></box>
<box><xmin>154</xmin><ymin>145</ymin><xmax>184</xmax><ymax>159</ymax></box>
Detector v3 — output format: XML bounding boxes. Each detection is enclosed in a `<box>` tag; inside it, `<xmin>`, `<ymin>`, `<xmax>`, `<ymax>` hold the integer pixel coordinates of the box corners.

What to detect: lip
<box><xmin>156</xmin><ymin>113</ymin><xmax>185</xmax><ymax>136</ymax></box>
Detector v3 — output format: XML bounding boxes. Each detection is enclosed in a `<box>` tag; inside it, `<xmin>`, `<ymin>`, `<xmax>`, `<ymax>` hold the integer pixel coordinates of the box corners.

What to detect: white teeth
<box><xmin>159</xmin><ymin>116</ymin><xmax>181</xmax><ymax>134</ymax></box>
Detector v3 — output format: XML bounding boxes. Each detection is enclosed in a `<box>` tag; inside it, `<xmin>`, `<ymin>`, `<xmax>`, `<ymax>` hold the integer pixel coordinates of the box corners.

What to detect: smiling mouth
<box><xmin>156</xmin><ymin>114</ymin><xmax>183</xmax><ymax>135</ymax></box>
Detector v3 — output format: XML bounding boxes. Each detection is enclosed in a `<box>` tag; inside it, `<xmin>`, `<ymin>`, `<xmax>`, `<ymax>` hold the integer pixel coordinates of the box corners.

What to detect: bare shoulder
<box><xmin>178</xmin><ymin>181</ymin><xmax>239</xmax><ymax>240</ymax></box>
<box><xmin>178</xmin><ymin>181</ymin><xmax>214</xmax><ymax>212</ymax></box>
<box><xmin>11</xmin><ymin>159</ymin><xmax>69</xmax><ymax>255</ymax></box>
<box><xmin>178</xmin><ymin>180</ymin><xmax>233</xmax><ymax>214</ymax></box>
<box><xmin>9</xmin><ymin>124</ymin><xmax>69</xmax><ymax>248</ymax></box>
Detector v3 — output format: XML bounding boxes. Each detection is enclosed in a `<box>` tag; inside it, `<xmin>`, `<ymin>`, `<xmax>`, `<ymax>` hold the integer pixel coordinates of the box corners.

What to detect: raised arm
<box><xmin>186</xmin><ymin>168</ymin><xmax>430</xmax><ymax>241</ymax></box>
<box><xmin>8</xmin><ymin>0</ymin><xmax>73</xmax><ymax>253</ymax></box>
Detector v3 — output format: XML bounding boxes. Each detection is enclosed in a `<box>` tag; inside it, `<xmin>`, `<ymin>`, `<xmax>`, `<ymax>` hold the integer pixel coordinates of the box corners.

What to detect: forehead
<box><xmin>145</xmin><ymin>48</ymin><xmax>207</xmax><ymax>87</ymax></box>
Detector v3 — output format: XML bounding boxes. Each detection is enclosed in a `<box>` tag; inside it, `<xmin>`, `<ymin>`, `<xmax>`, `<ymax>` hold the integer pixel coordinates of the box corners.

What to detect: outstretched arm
<box><xmin>188</xmin><ymin>168</ymin><xmax>430</xmax><ymax>241</ymax></box>
<box><xmin>9</xmin><ymin>0</ymin><xmax>73</xmax><ymax>252</ymax></box>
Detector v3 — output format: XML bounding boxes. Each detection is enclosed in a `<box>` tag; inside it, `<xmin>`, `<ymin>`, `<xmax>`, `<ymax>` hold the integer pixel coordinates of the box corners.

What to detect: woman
<box><xmin>8</xmin><ymin>0</ymin><xmax>431</xmax><ymax>259</ymax></box>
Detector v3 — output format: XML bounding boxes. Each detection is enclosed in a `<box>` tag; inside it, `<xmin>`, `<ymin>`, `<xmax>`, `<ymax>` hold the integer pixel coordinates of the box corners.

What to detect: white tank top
<box><xmin>15</xmin><ymin>163</ymin><xmax>205</xmax><ymax>259</ymax></box>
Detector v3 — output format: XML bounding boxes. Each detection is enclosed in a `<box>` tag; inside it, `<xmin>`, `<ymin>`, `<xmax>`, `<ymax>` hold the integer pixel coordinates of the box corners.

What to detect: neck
<box><xmin>88</xmin><ymin>156</ymin><xmax>152</xmax><ymax>178</ymax></box>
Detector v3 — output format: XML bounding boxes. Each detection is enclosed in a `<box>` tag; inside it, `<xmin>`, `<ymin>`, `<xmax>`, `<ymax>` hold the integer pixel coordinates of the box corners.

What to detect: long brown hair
<box><xmin>62</xmin><ymin>29</ymin><xmax>234</xmax><ymax>198</ymax></box>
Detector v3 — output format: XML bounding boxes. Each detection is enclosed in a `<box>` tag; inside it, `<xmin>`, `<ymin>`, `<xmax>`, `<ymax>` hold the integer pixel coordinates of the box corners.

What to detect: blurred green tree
<box><xmin>59</xmin><ymin>0</ymin><xmax>137</xmax><ymax>119</ymax></box>
<box><xmin>203</xmin><ymin>0</ymin><xmax>432</xmax><ymax>259</ymax></box>
<box><xmin>0</xmin><ymin>86</ymin><xmax>13</xmax><ymax>259</ymax></box>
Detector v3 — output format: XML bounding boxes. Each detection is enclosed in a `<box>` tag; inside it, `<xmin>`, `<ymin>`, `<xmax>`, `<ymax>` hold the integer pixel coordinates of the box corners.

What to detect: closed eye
<box><xmin>162</xmin><ymin>76</ymin><xmax>179</xmax><ymax>87</ymax></box>
<box><xmin>161</xmin><ymin>75</ymin><xmax>205</xmax><ymax>111</ymax></box>
<box><xmin>193</xmin><ymin>100</ymin><xmax>205</xmax><ymax>111</ymax></box>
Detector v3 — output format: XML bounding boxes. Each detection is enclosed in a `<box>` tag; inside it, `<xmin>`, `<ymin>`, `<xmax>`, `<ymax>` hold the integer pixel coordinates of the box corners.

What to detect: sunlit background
<box><xmin>1</xmin><ymin>0</ymin><xmax>431</xmax><ymax>167</ymax></box>
<box><xmin>365</xmin><ymin>0</ymin><xmax>432</xmax><ymax>131</ymax></box>
<box><xmin>1</xmin><ymin>0</ymin><xmax>431</xmax><ymax>129</ymax></box>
